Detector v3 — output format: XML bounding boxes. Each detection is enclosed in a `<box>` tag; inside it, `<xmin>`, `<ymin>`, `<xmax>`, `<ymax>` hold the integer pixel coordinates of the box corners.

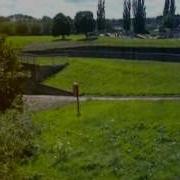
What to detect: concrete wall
<box><xmin>24</xmin><ymin>46</ymin><xmax>180</xmax><ymax>62</ymax></box>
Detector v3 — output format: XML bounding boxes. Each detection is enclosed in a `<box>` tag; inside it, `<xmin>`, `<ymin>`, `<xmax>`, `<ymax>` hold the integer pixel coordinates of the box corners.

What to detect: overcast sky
<box><xmin>0</xmin><ymin>0</ymin><xmax>180</xmax><ymax>19</ymax></box>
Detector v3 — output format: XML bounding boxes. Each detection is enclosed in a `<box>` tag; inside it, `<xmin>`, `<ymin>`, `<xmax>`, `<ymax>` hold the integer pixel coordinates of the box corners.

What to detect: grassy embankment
<box><xmin>31</xmin><ymin>57</ymin><xmax>180</xmax><ymax>96</ymax></box>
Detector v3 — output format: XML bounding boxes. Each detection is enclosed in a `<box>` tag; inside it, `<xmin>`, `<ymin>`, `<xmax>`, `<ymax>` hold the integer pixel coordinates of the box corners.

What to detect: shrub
<box><xmin>0</xmin><ymin>110</ymin><xmax>34</xmax><ymax>179</ymax></box>
<box><xmin>0</xmin><ymin>38</ymin><xmax>26</xmax><ymax>111</ymax></box>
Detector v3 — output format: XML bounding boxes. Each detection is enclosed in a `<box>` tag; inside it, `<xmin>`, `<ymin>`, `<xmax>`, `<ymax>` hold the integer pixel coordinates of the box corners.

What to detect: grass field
<box><xmin>40</xmin><ymin>57</ymin><xmax>180</xmax><ymax>96</ymax></box>
<box><xmin>7</xmin><ymin>36</ymin><xmax>58</xmax><ymax>50</ymax></box>
<box><xmin>7</xmin><ymin>35</ymin><xmax>180</xmax><ymax>50</ymax></box>
<box><xmin>20</xmin><ymin>101</ymin><xmax>180</xmax><ymax>179</ymax></box>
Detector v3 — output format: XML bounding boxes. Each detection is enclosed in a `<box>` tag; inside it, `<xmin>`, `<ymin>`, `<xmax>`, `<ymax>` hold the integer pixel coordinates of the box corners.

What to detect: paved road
<box><xmin>24</xmin><ymin>95</ymin><xmax>180</xmax><ymax>111</ymax></box>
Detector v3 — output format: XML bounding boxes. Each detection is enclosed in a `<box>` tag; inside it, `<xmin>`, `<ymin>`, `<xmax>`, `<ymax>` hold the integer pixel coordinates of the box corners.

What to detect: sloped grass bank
<box><xmin>42</xmin><ymin>57</ymin><xmax>180</xmax><ymax>96</ymax></box>
<box><xmin>20</xmin><ymin>101</ymin><xmax>180</xmax><ymax>179</ymax></box>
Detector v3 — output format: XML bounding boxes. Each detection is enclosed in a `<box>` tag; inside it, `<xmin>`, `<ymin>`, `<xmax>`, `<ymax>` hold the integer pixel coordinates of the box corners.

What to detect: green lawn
<box><xmin>41</xmin><ymin>57</ymin><xmax>180</xmax><ymax>96</ymax></box>
<box><xmin>20</xmin><ymin>101</ymin><xmax>180</xmax><ymax>179</ymax></box>
<box><xmin>7</xmin><ymin>36</ymin><xmax>58</xmax><ymax>50</ymax></box>
<box><xmin>7</xmin><ymin>35</ymin><xmax>83</xmax><ymax>50</ymax></box>
<box><xmin>7</xmin><ymin>35</ymin><xmax>180</xmax><ymax>50</ymax></box>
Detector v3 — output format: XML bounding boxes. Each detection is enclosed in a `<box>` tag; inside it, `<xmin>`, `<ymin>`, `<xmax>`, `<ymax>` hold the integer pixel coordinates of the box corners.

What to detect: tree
<box><xmin>0</xmin><ymin>22</ymin><xmax>15</xmax><ymax>35</ymax></box>
<box><xmin>123</xmin><ymin>0</ymin><xmax>131</xmax><ymax>32</ymax></box>
<box><xmin>41</xmin><ymin>16</ymin><xmax>52</xmax><ymax>35</ymax></box>
<box><xmin>74</xmin><ymin>11</ymin><xmax>96</xmax><ymax>37</ymax></box>
<box><xmin>163</xmin><ymin>0</ymin><xmax>170</xmax><ymax>16</ymax></box>
<box><xmin>0</xmin><ymin>38</ymin><xmax>25</xmax><ymax>111</ymax></box>
<box><xmin>52</xmin><ymin>13</ymin><xmax>71</xmax><ymax>39</ymax></box>
<box><xmin>170</xmin><ymin>0</ymin><xmax>176</xmax><ymax>16</ymax></box>
<box><xmin>67</xmin><ymin>16</ymin><xmax>75</xmax><ymax>33</ymax></box>
<box><xmin>31</xmin><ymin>23</ymin><xmax>41</xmax><ymax>35</ymax></box>
<box><xmin>15</xmin><ymin>22</ymin><xmax>29</xmax><ymax>35</ymax></box>
<box><xmin>132</xmin><ymin>0</ymin><xmax>146</xmax><ymax>34</ymax></box>
<box><xmin>162</xmin><ymin>0</ymin><xmax>176</xmax><ymax>29</ymax></box>
<box><xmin>97</xmin><ymin>0</ymin><xmax>106</xmax><ymax>32</ymax></box>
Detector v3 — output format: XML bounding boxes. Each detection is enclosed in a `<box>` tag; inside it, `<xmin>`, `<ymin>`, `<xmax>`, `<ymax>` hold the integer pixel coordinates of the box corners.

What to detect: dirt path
<box><xmin>24</xmin><ymin>95</ymin><xmax>180</xmax><ymax>111</ymax></box>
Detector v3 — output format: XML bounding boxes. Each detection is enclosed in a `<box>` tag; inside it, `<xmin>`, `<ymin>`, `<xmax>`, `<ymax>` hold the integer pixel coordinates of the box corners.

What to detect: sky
<box><xmin>0</xmin><ymin>0</ymin><xmax>180</xmax><ymax>19</ymax></box>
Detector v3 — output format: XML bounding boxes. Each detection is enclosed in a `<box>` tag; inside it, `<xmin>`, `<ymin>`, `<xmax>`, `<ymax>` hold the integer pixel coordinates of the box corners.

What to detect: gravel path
<box><xmin>24</xmin><ymin>95</ymin><xmax>180</xmax><ymax>111</ymax></box>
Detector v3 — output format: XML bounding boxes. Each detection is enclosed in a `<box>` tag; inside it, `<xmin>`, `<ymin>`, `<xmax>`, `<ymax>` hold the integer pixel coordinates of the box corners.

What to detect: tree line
<box><xmin>0</xmin><ymin>0</ymin><xmax>179</xmax><ymax>37</ymax></box>
<box><xmin>123</xmin><ymin>0</ymin><xmax>177</xmax><ymax>34</ymax></box>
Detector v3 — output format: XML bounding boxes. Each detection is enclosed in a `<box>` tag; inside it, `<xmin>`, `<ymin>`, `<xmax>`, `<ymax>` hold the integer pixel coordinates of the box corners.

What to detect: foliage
<box><xmin>74</xmin><ymin>11</ymin><xmax>96</xmax><ymax>37</ymax></box>
<box><xmin>52</xmin><ymin>13</ymin><xmax>71</xmax><ymax>39</ymax></box>
<box><xmin>0</xmin><ymin>110</ymin><xmax>34</xmax><ymax>179</ymax></box>
<box><xmin>0</xmin><ymin>21</ymin><xmax>16</xmax><ymax>35</ymax></box>
<box><xmin>21</xmin><ymin>101</ymin><xmax>180</xmax><ymax>179</ymax></box>
<box><xmin>123</xmin><ymin>0</ymin><xmax>131</xmax><ymax>32</ymax></box>
<box><xmin>0</xmin><ymin>38</ymin><xmax>25</xmax><ymax>111</ymax></box>
<box><xmin>15</xmin><ymin>22</ymin><xmax>29</xmax><ymax>35</ymax></box>
<box><xmin>41</xmin><ymin>16</ymin><xmax>52</xmax><ymax>35</ymax></box>
<box><xmin>132</xmin><ymin>0</ymin><xmax>146</xmax><ymax>34</ymax></box>
<box><xmin>163</xmin><ymin>0</ymin><xmax>176</xmax><ymax>29</ymax></box>
<box><xmin>30</xmin><ymin>23</ymin><xmax>41</xmax><ymax>35</ymax></box>
<box><xmin>163</xmin><ymin>0</ymin><xmax>170</xmax><ymax>16</ymax></box>
<box><xmin>97</xmin><ymin>0</ymin><xmax>106</xmax><ymax>32</ymax></box>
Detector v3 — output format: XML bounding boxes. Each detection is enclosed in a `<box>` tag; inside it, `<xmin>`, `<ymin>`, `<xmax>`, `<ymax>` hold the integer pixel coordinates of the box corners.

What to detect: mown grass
<box><xmin>40</xmin><ymin>57</ymin><xmax>180</xmax><ymax>96</ymax></box>
<box><xmin>7</xmin><ymin>35</ymin><xmax>83</xmax><ymax>50</ymax></box>
<box><xmin>20</xmin><ymin>101</ymin><xmax>180</xmax><ymax>179</ymax></box>
<box><xmin>7</xmin><ymin>35</ymin><xmax>180</xmax><ymax>50</ymax></box>
<box><xmin>7</xmin><ymin>36</ymin><xmax>58</xmax><ymax>50</ymax></box>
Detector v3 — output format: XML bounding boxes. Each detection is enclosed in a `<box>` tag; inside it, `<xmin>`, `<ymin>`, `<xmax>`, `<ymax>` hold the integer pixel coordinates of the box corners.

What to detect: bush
<box><xmin>0</xmin><ymin>38</ymin><xmax>26</xmax><ymax>111</ymax></box>
<box><xmin>0</xmin><ymin>110</ymin><xmax>34</xmax><ymax>179</ymax></box>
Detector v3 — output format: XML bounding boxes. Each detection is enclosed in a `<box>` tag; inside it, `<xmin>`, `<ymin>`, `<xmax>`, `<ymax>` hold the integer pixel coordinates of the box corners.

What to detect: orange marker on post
<box><xmin>73</xmin><ymin>82</ymin><xmax>80</xmax><ymax>116</ymax></box>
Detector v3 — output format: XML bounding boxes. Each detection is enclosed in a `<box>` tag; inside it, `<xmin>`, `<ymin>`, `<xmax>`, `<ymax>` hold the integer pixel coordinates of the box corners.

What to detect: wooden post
<box><xmin>73</xmin><ymin>82</ymin><xmax>80</xmax><ymax>116</ymax></box>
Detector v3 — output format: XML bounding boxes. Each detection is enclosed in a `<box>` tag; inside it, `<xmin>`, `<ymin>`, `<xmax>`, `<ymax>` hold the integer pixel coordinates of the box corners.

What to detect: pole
<box><xmin>73</xmin><ymin>82</ymin><xmax>80</xmax><ymax>116</ymax></box>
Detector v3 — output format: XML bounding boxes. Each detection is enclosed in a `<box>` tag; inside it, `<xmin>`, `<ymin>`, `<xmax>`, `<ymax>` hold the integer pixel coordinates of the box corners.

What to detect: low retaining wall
<box><xmin>24</xmin><ymin>46</ymin><xmax>180</xmax><ymax>62</ymax></box>
<box><xmin>22</xmin><ymin>63</ymin><xmax>68</xmax><ymax>82</ymax></box>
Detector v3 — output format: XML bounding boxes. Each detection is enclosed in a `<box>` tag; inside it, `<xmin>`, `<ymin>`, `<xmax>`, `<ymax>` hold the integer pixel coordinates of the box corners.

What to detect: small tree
<box><xmin>97</xmin><ymin>0</ymin><xmax>106</xmax><ymax>32</ymax></box>
<box><xmin>52</xmin><ymin>13</ymin><xmax>71</xmax><ymax>39</ymax></box>
<box><xmin>132</xmin><ymin>0</ymin><xmax>146</xmax><ymax>34</ymax></box>
<box><xmin>0</xmin><ymin>38</ymin><xmax>25</xmax><ymax>111</ymax></box>
<box><xmin>74</xmin><ymin>11</ymin><xmax>96</xmax><ymax>37</ymax></box>
<box><xmin>123</xmin><ymin>0</ymin><xmax>131</xmax><ymax>33</ymax></box>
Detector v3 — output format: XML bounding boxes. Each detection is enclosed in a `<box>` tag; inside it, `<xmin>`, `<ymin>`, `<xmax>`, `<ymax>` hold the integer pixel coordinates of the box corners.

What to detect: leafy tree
<box><xmin>0</xmin><ymin>38</ymin><xmax>25</xmax><ymax>111</ymax></box>
<box><xmin>74</xmin><ymin>11</ymin><xmax>96</xmax><ymax>37</ymax></box>
<box><xmin>41</xmin><ymin>16</ymin><xmax>52</xmax><ymax>35</ymax></box>
<box><xmin>15</xmin><ymin>22</ymin><xmax>29</xmax><ymax>35</ymax></box>
<box><xmin>123</xmin><ymin>0</ymin><xmax>131</xmax><ymax>32</ymax></box>
<box><xmin>97</xmin><ymin>0</ymin><xmax>106</xmax><ymax>32</ymax></box>
<box><xmin>132</xmin><ymin>0</ymin><xmax>146</xmax><ymax>34</ymax></box>
<box><xmin>0</xmin><ymin>22</ymin><xmax>15</xmax><ymax>35</ymax></box>
<box><xmin>67</xmin><ymin>16</ymin><xmax>75</xmax><ymax>33</ymax></box>
<box><xmin>52</xmin><ymin>13</ymin><xmax>71</xmax><ymax>39</ymax></box>
<box><xmin>163</xmin><ymin>0</ymin><xmax>170</xmax><ymax>16</ymax></box>
<box><xmin>170</xmin><ymin>0</ymin><xmax>176</xmax><ymax>16</ymax></box>
<box><xmin>30</xmin><ymin>23</ymin><xmax>41</xmax><ymax>35</ymax></box>
<box><xmin>162</xmin><ymin>0</ymin><xmax>176</xmax><ymax>29</ymax></box>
